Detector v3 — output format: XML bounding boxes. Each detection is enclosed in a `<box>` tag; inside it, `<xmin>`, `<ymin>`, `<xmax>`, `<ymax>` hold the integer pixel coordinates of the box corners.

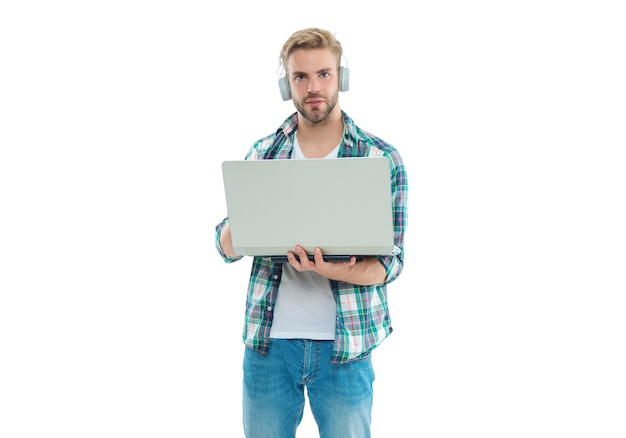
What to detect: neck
<box><xmin>296</xmin><ymin>109</ymin><xmax>343</xmax><ymax>158</ymax></box>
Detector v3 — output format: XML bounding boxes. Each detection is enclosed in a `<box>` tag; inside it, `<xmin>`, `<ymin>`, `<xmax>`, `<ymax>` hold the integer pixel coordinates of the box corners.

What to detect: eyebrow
<box><xmin>291</xmin><ymin>67</ymin><xmax>333</xmax><ymax>77</ymax></box>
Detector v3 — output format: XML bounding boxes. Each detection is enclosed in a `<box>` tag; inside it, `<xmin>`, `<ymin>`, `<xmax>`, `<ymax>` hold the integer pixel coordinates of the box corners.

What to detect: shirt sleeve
<box><xmin>215</xmin><ymin>218</ymin><xmax>243</xmax><ymax>264</ymax></box>
<box><xmin>379</xmin><ymin>149</ymin><xmax>408</xmax><ymax>284</ymax></box>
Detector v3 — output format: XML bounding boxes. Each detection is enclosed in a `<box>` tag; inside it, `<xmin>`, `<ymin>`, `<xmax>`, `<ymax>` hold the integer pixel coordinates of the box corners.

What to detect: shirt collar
<box><xmin>274</xmin><ymin>110</ymin><xmax>361</xmax><ymax>157</ymax></box>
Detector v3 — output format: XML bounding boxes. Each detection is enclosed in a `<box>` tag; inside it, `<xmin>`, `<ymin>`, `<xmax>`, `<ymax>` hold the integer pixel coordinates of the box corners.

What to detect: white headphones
<box><xmin>277</xmin><ymin>59</ymin><xmax>350</xmax><ymax>101</ymax></box>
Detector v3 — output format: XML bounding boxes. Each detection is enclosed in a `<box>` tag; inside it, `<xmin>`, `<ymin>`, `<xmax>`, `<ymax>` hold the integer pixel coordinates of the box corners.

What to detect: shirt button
<box><xmin>267</xmin><ymin>306</ymin><xmax>273</xmax><ymax>311</ymax></box>
<box><xmin>273</xmin><ymin>275</ymin><xmax>279</xmax><ymax>280</ymax></box>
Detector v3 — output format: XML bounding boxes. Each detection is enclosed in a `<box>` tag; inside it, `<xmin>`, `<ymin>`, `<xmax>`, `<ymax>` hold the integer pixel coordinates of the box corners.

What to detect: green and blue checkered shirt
<box><xmin>216</xmin><ymin>111</ymin><xmax>408</xmax><ymax>364</ymax></box>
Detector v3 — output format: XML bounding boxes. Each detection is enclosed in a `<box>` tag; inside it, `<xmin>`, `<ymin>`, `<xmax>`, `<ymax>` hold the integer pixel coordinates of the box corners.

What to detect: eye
<box><xmin>320</xmin><ymin>72</ymin><xmax>330</xmax><ymax>78</ymax></box>
<box><xmin>295</xmin><ymin>74</ymin><xmax>305</xmax><ymax>81</ymax></box>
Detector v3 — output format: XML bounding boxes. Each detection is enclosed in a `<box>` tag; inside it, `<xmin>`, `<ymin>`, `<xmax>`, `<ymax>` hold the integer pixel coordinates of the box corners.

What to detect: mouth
<box><xmin>305</xmin><ymin>98</ymin><xmax>325</xmax><ymax>108</ymax></box>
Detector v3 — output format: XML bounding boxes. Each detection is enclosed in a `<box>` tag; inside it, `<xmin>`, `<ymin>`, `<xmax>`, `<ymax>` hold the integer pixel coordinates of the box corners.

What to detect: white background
<box><xmin>1</xmin><ymin>1</ymin><xmax>625</xmax><ymax>437</ymax></box>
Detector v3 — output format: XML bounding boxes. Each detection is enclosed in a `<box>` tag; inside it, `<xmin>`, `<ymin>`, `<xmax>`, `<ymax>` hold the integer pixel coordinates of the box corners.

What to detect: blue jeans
<box><xmin>243</xmin><ymin>339</ymin><xmax>375</xmax><ymax>438</ymax></box>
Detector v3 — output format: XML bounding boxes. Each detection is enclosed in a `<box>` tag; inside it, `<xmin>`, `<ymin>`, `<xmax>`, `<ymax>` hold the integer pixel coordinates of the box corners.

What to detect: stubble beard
<box><xmin>294</xmin><ymin>91</ymin><xmax>339</xmax><ymax>126</ymax></box>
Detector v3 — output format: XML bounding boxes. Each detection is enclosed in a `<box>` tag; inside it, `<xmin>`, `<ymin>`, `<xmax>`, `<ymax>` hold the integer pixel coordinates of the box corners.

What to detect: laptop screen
<box><xmin>221</xmin><ymin>157</ymin><xmax>395</xmax><ymax>259</ymax></box>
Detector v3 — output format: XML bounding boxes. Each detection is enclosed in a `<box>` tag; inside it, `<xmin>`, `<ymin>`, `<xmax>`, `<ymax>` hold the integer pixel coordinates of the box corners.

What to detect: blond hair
<box><xmin>279</xmin><ymin>28</ymin><xmax>343</xmax><ymax>72</ymax></box>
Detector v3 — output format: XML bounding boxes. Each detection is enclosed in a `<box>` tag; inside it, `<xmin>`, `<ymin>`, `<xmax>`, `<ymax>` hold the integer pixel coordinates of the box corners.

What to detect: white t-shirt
<box><xmin>269</xmin><ymin>138</ymin><xmax>340</xmax><ymax>340</ymax></box>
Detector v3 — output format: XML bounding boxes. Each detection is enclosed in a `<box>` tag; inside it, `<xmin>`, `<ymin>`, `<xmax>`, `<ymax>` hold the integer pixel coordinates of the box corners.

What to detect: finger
<box><xmin>287</xmin><ymin>251</ymin><xmax>303</xmax><ymax>271</ymax></box>
<box><xmin>296</xmin><ymin>246</ymin><xmax>313</xmax><ymax>267</ymax></box>
<box><xmin>313</xmin><ymin>247</ymin><xmax>325</xmax><ymax>264</ymax></box>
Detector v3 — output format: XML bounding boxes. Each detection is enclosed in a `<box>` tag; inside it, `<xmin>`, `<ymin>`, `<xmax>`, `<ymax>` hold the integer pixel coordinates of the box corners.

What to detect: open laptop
<box><xmin>221</xmin><ymin>156</ymin><xmax>398</xmax><ymax>262</ymax></box>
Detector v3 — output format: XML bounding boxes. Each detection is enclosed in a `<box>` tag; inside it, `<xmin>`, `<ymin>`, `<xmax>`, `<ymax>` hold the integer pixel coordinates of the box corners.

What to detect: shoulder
<box><xmin>245</xmin><ymin>112</ymin><xmax>299</xmax><ymax>160</ymax></box>
<box><xmin>342</xmin><ymin>112</ymin><xmax>404</xmax><ymax>168</ymax></box>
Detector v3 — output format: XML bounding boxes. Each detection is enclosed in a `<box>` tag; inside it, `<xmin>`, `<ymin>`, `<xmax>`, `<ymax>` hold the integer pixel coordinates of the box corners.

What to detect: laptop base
<box><xmin>268</xmin><ymin>255</ymin><xmax>363</xmax><ymax>263</ymax></box>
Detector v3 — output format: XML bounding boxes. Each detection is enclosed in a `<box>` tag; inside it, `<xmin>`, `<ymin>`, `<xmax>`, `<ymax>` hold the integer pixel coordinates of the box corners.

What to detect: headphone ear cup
<box><xmin>278</xmin><ymin>77</ymin><xmax>292</xmax><ymax>101</ymax></box>
<box><xmin>339</xmin><ymin>66</ymin><xmax>350</xmax><ymax>92</ymax></box>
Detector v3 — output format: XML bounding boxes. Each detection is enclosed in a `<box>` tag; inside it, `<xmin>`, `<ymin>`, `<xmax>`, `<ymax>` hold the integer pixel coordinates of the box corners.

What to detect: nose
<box><xmin>307</xmin><ymin>78</ymin><xmax>320</xmax><ymax>93</ymax></box>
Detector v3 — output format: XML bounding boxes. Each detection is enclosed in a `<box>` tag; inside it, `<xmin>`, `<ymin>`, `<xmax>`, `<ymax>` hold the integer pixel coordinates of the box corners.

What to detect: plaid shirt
<box><xmin>215</xmin><ymin>111</ymin><xmax>408</xmax><ymax>364</ymax></box>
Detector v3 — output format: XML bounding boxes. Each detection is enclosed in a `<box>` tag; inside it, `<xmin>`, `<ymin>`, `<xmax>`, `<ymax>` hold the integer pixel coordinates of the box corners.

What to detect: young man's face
<box><xmin>286</xmin><ymin>48</ymin><xmax>340</xmax><ymax>124</ymax></box>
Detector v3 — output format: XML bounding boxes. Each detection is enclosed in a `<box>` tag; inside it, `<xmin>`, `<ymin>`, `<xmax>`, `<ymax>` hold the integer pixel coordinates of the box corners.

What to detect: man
<box><xmin>215</xmin><ymin>27</ymin><xmax>408</xmax><ymax>438</ymax></box>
